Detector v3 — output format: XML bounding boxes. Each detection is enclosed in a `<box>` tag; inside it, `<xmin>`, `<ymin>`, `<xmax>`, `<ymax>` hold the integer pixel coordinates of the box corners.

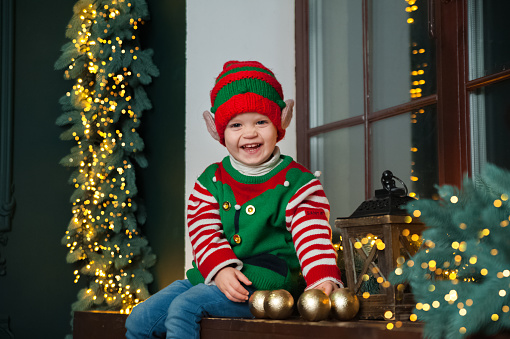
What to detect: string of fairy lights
<box><xmin>60</xmin><ymin>0</ymin><xmax>152</xmax><ymax>314</ymax></box>
<box><xmin>406</xmin><ymin>0</ymin><xmax>429</xmax><ymax>198</ymax></box>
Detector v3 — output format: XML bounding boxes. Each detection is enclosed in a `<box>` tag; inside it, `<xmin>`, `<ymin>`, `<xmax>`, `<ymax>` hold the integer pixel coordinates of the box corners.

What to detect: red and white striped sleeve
<box><xmin>286</xmin><ymin>179</ymin><xmax>343</xmax><ymax>290</ymax></box>
<box><xmin>187</xmin><ymin>180</ymin><xmax>242</xmax><ymax>284</ymax></box>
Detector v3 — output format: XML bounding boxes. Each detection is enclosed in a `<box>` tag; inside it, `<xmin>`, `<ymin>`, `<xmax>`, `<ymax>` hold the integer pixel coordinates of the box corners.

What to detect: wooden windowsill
<box><xmin>201</xmin><ymin>317</ymin><xmax>423</xmax><ymax>339</ymax></box>
<box><xmin>72</xmin><ymin>311</ymin><xmax>510</xmax><ymax>339</ymax></box>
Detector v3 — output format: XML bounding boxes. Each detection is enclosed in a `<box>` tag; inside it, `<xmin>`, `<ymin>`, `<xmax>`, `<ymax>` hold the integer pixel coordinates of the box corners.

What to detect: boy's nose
<box><xmin>243</xmin><ymin>125</ymin><xmax>258</xmax><ymax>138</ymax></box>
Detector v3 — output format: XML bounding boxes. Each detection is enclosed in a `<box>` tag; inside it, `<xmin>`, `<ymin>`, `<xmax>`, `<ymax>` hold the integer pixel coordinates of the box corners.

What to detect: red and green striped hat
<box><xmin>210</xmin><ymin>60</ymin><xmax>286</xmax><ymax>145</ymax></box>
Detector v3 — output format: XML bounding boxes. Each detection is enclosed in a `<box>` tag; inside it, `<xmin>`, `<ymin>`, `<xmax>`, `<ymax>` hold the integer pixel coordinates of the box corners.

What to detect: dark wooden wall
<box><xmin>0</xmin><ymin>0</ymin><xmax>186</xmax><ymax>337</ymax></box>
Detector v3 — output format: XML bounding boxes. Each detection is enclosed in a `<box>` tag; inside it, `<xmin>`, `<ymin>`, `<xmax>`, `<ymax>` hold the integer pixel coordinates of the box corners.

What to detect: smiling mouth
<box><xmin>241</xmin><ymin>144</ymin><xmax>262</xmax><ymax>150</ymax></box>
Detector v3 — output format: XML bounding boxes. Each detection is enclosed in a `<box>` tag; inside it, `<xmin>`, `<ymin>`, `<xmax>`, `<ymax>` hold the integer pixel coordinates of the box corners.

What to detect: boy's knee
<box><xmin>168</xmin><ymin>289</ymin><xmax>210</xmax><ymax>320</ymax></box>
<box><xmin>125</xmin><ymin>301</ymin><xmax>169</xmax><ymax>338</ymax></box>
<box><xmin>125</xmin><ymin>302</ymin><xmax>146</xmax><ymax>332</ymax></box>
<box><xmin>168</xmin><ymin>293</ymin><xmax>192</xmax><ymax>314</ymax></box>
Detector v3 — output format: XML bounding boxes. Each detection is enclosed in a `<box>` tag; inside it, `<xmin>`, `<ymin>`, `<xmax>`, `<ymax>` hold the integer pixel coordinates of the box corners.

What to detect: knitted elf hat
<box><xmin>210</xmin><ymin>60</ymin><xmax>287</xmax><ymax>145</ymax></box>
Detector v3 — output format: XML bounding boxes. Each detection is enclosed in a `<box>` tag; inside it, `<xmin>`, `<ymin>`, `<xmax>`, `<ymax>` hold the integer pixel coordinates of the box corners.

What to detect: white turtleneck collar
<box><xmin>229</xmin><ymin>146</ymin><xmax>283</xmax><ymax>176</ymax></box>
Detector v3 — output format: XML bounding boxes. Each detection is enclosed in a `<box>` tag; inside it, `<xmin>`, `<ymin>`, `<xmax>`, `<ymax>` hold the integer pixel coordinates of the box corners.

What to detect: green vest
<box><xmin>186</xmin><ymin>155</ymin><xmax>316</xmax><ymax>297</ymax></box>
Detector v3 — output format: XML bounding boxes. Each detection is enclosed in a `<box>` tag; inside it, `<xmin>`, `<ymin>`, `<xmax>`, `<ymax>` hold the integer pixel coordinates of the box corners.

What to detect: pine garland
<box><xmin>392</xmin><ymin>164</ymin><xmax>510</xmax><ymax>339</ymax></box>
<box><xmin>55</xmin><ymin>0</ymin><xmax>158</xmax><ymax>316</ymax></box>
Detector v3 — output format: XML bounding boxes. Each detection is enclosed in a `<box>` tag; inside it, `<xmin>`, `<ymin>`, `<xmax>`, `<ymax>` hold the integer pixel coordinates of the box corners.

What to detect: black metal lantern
<box><xmin>335</xmin><ymin>170</ymin><xmax>424</xmax><ymax>320</ymax></box>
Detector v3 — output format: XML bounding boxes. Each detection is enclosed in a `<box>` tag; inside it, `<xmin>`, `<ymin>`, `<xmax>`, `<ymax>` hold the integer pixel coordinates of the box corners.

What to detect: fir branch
<box><xmin>392</xmin><ymin>164</ymin><xmax>510</xmax><ymax>339</ymax></box>
<box><xmin>56</xmin><ymin>0</ymin><xmax>158</xmax><ymax>319</ymax></box>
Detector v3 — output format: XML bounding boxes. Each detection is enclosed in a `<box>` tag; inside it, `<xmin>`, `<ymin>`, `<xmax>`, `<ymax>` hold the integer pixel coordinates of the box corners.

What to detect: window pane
<box><xmin>468</xmin><ymin>0</ymin><xmax>510</xmax><ymax>80</ymax></box>
<box><xmin>310</xmin><ymin>125</ymin><xmax>365</xmax><ymax>226</ymax></box>
<box><xmin>371</xmin><ymin>106</ymin><xmax>438</xmax><ymax>199</ymax></box>
<box><xmin>371</xmin><ymin>0</ymin><xmax>436</xmax><ymax>111</ymax></box>
<box><xmin>470</xmin><ymin>80</ymin><xmax>510</xmax><ymax>173</ymax></box>
<box><xmin>309</xmin><ymin>0</ymin><xmax>363</xmax><ymax>127</ymax></box>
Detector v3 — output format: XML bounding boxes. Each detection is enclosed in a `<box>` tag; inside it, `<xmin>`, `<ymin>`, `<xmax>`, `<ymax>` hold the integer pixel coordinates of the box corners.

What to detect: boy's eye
<box><xmin>256</xmin><ymin>120</ymin><xmax>269</xmax><ymax>125</ymax></box>
<box><xmin>229</xmin><ymin>123</ymin><xmax>242</xmax><ymax>128</ymax></box>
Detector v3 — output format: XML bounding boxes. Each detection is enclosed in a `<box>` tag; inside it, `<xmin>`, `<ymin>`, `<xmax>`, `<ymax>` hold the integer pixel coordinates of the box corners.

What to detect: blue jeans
<box><xmin>125</xmin><ymin>279</ymin><xmax>255</xmax><ymax>339</ymax></box>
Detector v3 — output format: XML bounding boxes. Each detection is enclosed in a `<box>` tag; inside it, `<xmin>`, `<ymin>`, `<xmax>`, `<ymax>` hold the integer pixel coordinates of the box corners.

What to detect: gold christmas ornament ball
<box><xmin>264</xmin><ymin>289</ymin><xmax>294</xmax><ymax>320</ymax></box>
<box><xmin>297</xmin><ymin>289</ymin><xmax>331</xmax><ymax>321</ymax></box>
<box><xmin>330</xmin><ymin>288</ymin><xmax>360</xmax><ymax>321</ymax></box>
<box><xmin>249</xmin><ymin>290</ymin><xmax>271</xmax><ymax>318</ymax></box>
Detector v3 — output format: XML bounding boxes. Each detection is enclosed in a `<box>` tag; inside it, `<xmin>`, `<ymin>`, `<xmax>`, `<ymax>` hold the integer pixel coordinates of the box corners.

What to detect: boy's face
<box><xmin>224</xmin><ymin>112</ymin><xmax>278</xmax><ymax>166</ymax></box>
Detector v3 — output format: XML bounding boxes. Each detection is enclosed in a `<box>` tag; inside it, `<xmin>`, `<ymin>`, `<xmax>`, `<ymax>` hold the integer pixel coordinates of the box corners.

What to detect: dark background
<box><xmin>0</xmin><ymin>0</ymin><xmax>186</xmax><ymax>337</ymax></box>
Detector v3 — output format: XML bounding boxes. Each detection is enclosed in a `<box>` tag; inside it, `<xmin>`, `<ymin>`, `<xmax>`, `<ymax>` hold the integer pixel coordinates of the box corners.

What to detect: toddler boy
<box><xmin>125</xmin><ymin>60</ymin><xmax>343</xmax><ymax>338</ymax></box>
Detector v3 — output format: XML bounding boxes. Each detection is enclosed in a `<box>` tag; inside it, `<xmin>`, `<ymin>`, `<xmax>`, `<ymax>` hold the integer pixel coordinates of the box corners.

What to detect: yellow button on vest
<box><xmin>246</xmin><ymin>205</ymin><xmax>255</xmax><ymax>215</ymax></box>
<box><xmin>233</xmin><ymin>234</ymin><xmax>242</xmax><ymax>244</ymax></box>
<box><xmin>222</xmin><ymin>201</ymin><xmax>231</xmax><ymax>211</ymax></box>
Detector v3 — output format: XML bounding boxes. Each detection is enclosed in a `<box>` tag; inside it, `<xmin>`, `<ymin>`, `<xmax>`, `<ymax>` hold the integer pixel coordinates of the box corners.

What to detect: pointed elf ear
<box><xmin>203</xmin><ymin>111</ymin><xmax>220</xmax><ymax>142</ymax></box>
<box><xmin>281</xmin><ymin>99</ymin><xmax>294</xmax><ymax>130</ymax></box>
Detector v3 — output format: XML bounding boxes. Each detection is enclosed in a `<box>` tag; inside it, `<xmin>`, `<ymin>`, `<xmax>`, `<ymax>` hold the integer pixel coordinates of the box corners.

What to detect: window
<box><xmin>467</xmin><ymin>0</ymin><xmax>510</xmax><ymax>174</ymax></box>
<box><xmin>296</xmin><ymin>0</ymin><xmax>510</xmax><ymax>222</ymax></box>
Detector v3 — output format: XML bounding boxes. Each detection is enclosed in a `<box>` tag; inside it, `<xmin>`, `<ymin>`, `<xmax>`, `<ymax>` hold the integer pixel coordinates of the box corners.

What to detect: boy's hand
<box><xmin>214</xmin><ymin>267</ymin><xmax>252</xmax><ymax>302</ymax></box>
<box><xmin>314</xmin><ymin>280</ymin><xmax>339</xmax><ymax>296</ymax></box>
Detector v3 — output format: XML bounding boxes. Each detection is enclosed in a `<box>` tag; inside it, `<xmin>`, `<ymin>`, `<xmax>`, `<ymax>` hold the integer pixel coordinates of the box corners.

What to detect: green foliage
<box><xmin>55</xmin><ymin>0</ymin><xmax>158</xmax><ymax>315</ymax></box>
<box><xmin>392</xmin><ymin>164</ymin><xmax>510</xmax><ymax>339</ymax></box>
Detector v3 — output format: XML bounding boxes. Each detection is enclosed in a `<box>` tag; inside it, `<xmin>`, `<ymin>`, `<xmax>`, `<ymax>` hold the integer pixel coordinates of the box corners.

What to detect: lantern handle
<box><xmin>381</xmin><ymin>170</ymin><xmax>408</xmax><ymax>196</ymax></box>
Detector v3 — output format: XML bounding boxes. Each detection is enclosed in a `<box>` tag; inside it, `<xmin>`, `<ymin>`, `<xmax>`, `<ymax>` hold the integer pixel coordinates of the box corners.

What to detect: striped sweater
<box><xmin>186</xmin><ymin>155</ymin><xmax>342</xmax><ymax>296</ymax></box>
